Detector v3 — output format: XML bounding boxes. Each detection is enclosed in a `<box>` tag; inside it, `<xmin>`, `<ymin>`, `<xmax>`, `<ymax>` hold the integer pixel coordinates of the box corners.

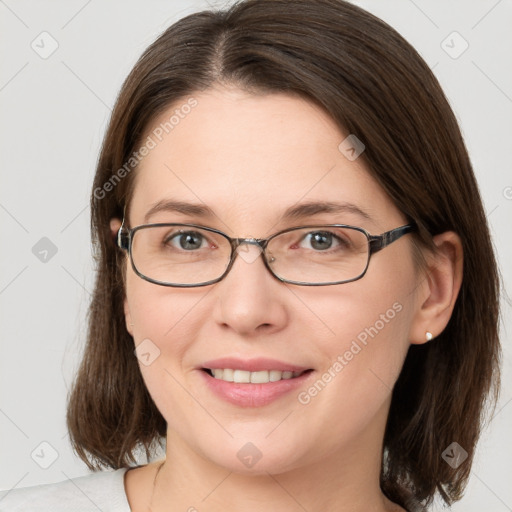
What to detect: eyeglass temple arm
<box><xmin>117</xmin><ymin>213</ymin><xmax>130</xmax><ymax>250</ymax></box>
<box><xmin>369</xmin><ymin>224</ymin><xmax>415</xmax><ymax>254</ymax></box>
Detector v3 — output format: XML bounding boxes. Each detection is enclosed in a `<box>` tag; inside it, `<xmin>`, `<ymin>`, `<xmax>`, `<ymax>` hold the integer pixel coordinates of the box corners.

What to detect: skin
<box><xmin>109</xmin><ymin>85</ymin><xmax>463</xmax><ymax>512</ymax></box>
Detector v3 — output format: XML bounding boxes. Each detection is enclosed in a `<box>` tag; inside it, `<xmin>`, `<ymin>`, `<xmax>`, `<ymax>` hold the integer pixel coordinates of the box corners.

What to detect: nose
<box><xmin>211</xmin><ymin>241</ymin><xmax>288</xmax><ymax>337</ymax></box>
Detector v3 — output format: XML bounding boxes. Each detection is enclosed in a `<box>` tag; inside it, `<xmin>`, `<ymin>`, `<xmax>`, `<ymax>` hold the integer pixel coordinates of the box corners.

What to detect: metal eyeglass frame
<box><xmin>117</xmin><ymin>220</ymin><xmax>416</xmax><ymax>287</ymax></box>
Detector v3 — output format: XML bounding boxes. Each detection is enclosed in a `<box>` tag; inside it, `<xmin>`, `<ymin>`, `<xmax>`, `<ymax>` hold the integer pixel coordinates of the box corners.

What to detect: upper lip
<box><xmin>201</xmin><ymin>357</ymin><xmax>312</xmax><ymax>372</ymax></box>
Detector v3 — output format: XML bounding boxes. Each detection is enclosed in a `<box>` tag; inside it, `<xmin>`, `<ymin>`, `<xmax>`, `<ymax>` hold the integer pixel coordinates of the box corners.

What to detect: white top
<box><xmin>0</xmin><ymin>468</ymin><xmax>131</xmax><ymax>511</ymax></box>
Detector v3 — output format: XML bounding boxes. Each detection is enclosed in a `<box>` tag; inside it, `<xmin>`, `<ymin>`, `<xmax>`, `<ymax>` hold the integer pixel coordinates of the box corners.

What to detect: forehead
<box><xmin>128</xmin><ymin>86</ymin><xmax>400</xmax><ymax>232</ymax></box>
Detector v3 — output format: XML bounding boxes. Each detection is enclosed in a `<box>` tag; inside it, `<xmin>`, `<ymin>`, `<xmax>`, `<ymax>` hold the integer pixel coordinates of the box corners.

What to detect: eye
<box><xmin>299</xmin><ymin>231</ymin><xmax>348</xmax><ymax>251</ymax></box>
<box><xmin>165</xmin><ymin>231</ymin><xmax>208</xmax><ymax>251</ymax></box>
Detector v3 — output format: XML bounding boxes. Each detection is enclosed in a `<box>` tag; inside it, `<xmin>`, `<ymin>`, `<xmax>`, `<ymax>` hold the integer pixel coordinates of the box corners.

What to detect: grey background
<box><xmin>0</xmin><ymin>0</ymin><xmax>510</xmax><ymax>510</ymax></box>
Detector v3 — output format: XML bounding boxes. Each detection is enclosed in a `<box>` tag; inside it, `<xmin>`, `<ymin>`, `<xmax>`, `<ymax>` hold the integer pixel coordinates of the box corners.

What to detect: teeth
<box><xmin>208</xmin><ymin>368</ymin><xmax>305</xmax><ymax>383</ymax></box>
<box><xmin>250</xmin><ymin>370</ymin><xmax>269</xmax><ymax>384</ymax></box>
<box><xmin>233</xmin><ymin>369</ymin><xmax>251</xmax><ymax>383</ymax></box>
<box><xmin>222</xmin><ymin>368</ymin><xmax>234</xmax><ymax>382</ymax></box>
<box><xmin>269</xmin><ymin>370</ymin><xmax>282</xmax><ymax>382</ymax></box>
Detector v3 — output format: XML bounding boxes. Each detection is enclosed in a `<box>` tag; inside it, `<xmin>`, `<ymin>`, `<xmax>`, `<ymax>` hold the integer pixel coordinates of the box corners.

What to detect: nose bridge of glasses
<box><xmin>232</xmin><ymin>237</ymin><xmax>269</xmax><ymax>265</ymax></box>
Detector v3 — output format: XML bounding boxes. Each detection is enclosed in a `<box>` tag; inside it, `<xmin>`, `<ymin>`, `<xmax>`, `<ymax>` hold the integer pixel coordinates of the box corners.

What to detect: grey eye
<box><xmin>167</xmin><ymin>231</ymin><xmax>206</xmax><ymax>250</ymax></box>
<box><xmin>301</xmin><ymin>231</ymin><xmax>345</xmax><ymax>251</ymax></box>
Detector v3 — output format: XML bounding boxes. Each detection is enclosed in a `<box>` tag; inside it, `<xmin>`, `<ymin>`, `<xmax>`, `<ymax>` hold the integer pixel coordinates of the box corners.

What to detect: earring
<box><xmin>426</xmin><ymin>331</ymin><xmax>433</xmax><ymax>341</ymax></box>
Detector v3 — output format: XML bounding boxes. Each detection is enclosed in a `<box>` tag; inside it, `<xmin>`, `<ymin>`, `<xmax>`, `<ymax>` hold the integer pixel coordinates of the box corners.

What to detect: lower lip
<box><xmin>199</xmin><ymin>369</ymin><xmax>314</xmax><ymax>407</ymax></box>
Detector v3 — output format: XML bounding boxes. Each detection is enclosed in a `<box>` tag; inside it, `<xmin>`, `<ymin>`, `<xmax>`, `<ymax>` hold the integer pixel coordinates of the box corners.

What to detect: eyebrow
<box><xmin>143</xmin><ymin>199</ymin><xmax>372</xmax><ymax>224</ymax></box>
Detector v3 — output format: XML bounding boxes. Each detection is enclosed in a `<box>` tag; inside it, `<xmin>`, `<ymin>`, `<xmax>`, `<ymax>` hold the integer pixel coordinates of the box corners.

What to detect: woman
<box><xmin>0</xmin><ymin>0</ymin><xmax>500</xmax><ymax>510</ymax></box>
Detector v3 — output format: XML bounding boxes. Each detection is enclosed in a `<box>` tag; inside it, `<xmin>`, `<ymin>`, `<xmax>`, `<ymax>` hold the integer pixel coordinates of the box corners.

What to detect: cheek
<box><xmin>125</xmin><ymin>276</ymin><xmax>207</xmax><ymax>421</ymax></box>
<box><xmin>125</xmin><ymin>267</ymin><xmax>217</xmax><ymax>364</ymax></box>
<box><xmin>126</xmin><ymin>265</ymin><xmax>200</xmax><ymax>338</ymax></box>
<box><xmin>303</xmin><ymin>284</ymin><xmax>410</xmax><ymax>387</ymax></box>
<box><xmin>295</xmin><ymin>255</ymin><xmax>416</xmax><ymax>402</ymax></box>
<box><xmin>125</xmin><ymin>271</ymin><xmax>191</xmax><ymax>386</ymax></box>
<box><xmin>291</xmin><ymin>288</ymin><xmax>412</xmax><ymax>455</ymax></box>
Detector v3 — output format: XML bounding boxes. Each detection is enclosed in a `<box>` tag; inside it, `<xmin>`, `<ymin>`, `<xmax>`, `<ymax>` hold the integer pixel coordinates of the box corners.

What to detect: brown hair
<box><xmin>66</xmin><ymin>0</ymin><xmax>501</xmax><ymax>509</ymax></box>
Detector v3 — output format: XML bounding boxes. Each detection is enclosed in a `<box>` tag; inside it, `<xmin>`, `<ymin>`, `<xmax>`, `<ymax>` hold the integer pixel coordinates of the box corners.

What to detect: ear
<box><xmin>110</xmin><ymin>217</ymin><xmax>133</xmax><ymax>336</ymax></box>
<box><xmin>409</xmin><ymin>231</ymin><xmax>463</xmax><ymax>344</ymax></box>
<box><xmin>110</xmin><ymin>217</ymin><xmax>122</xmax><ymax>244</ymax></box>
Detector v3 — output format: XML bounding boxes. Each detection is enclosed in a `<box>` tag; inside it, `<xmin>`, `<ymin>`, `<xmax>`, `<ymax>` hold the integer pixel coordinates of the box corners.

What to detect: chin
<box><xmin>197</xmin><ymin>437</ymin><xmax>309</xmax><ymax>476</ymax></box>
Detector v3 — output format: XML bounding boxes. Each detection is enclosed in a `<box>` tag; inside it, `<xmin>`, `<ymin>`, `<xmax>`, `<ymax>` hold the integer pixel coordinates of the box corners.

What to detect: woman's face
<box><xmin>122</xmin><ymin>85</ymin><xmax>422</xmax><ymax>474</ymax></box>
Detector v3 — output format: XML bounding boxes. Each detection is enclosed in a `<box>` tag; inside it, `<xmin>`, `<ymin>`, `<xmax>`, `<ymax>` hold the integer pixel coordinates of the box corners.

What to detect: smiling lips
<box><xmin>201</xmin><ymin>357</ymin><xmax>312</xmax><ymax>381</ymax></box>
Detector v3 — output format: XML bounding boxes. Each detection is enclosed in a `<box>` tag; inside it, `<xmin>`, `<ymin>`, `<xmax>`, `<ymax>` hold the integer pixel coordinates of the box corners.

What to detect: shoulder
<box><xmin>0</xmin><ymin>468</ymin><xmax>130</xmax><ymax>512</ymax></box>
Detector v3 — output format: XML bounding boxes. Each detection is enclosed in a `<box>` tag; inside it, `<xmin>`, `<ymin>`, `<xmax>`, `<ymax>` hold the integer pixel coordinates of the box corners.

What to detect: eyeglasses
<box><xmin>117</xmin><ymin>221</ymin><xmax>416</xmax><ymax>287</ymax></box>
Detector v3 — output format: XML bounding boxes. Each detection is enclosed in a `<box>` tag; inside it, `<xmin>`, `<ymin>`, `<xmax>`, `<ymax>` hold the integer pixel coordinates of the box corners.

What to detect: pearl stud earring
<box><xmin>426</xmin><ymin>331</ymin><xmax>433</xmax><ymax>341</ymax></box>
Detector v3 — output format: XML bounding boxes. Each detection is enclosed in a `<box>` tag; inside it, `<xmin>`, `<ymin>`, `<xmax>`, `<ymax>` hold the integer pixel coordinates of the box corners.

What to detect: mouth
<box><xmin>201</xmin><ymin>368</ymin><xmax>314</xmax><ymax>384</ymax></box>
<box><xmin>198</xmin><ymin>357</ymin><xmax>315</xmax><ymax>407</ymax></box>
